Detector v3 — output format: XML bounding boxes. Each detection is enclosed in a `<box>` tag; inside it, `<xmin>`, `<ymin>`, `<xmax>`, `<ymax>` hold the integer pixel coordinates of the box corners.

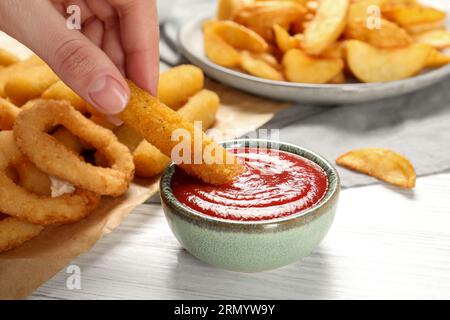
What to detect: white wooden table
<box><xmin>30</xmin><ymin>172</ymin><xmax>450</xmax><ymax>300</ymax></box>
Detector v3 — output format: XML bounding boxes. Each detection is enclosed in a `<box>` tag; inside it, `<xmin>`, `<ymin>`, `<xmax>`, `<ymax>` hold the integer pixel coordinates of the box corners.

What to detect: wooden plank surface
<box><xmin>30</xmin><ymin>173</ymin><xmax>450</xmax><ymax>300</ymax></box>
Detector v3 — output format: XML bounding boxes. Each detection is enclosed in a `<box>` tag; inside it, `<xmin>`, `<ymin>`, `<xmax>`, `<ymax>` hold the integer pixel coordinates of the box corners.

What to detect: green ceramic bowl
<box><xmin>160</xmin><ymin>139</ymin><xmax>340</xmax><ymax>273</ymax></box>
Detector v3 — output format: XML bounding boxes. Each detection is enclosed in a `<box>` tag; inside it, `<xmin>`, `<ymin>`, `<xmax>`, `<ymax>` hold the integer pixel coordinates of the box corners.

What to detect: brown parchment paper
<box><xmin>0</xmin><ymin>69</ymin><xmax>288</xmax><ymax>298</ymax></box>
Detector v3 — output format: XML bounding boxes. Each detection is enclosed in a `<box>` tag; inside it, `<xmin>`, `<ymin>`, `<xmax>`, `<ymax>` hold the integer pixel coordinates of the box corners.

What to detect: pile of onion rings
<box><xmin>0</xmin><ymin>97</ymin><xmax>135</xmax><ymax>252</ymax></box>
<box><xmin>0</xmin><ymin>131</ymin><xmax>101</xmax><ymax>225</ymax></box>
<box><xmin>0</xmin><ymin>53</ymin><xmax>228</xmax><ymax>254</ymax></box>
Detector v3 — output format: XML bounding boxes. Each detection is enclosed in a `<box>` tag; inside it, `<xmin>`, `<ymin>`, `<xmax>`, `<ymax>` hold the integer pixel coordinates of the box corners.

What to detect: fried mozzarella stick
<box><xmin>5</xmin><ymin>64</ymin><xmax>59</xmax><ymax>106</ymax></box>
<box><xmin>0</xmin><ymin>48</ymin><xmax>20</xmax><ymax>67</ymax></box>
<box><xmin>42</xmin><ymin>81</ymin><xmax>87</xmax><ymax>114</ymax></box>
<box><xmin>120</xmin><ymin>81</ymin><xmax>242</xmax><ymax>185</ymax></box>
<box><xmin>132</xmin><ymin>89</ymin><xmax>220</xmax><ymax>178</ymax></box>
<box><xmin>0</xmin><ymin>55</ymin><xmax>44</xmax><ymax>98</ymax></box>
<box><xmin>178</xmin><ymin>89</ymin><xmax>220</xmax><ymax>131</ymax></box>
<box><xmin>0</xmin><ymin>98</ymin><xmax>20</xmax><ymax>130</ymax></box>
<box><xmin>158</xmin><ymin>65</ymin><xmax>204</xmax><ymax>109</ymax></box>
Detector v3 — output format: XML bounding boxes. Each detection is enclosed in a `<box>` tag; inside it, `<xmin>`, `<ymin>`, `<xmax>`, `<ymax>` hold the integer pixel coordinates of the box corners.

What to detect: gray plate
<box><xmin>179</xmin><ymin>13</ymin><xmax>450</xmax><ymax>105</ymax></box>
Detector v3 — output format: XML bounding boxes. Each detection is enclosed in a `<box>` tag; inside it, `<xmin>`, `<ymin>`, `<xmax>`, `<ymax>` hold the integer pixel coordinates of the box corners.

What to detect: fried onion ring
<box><xmin>13</xmin><ymin>100</ymin><xmax>135</xmax><ymax>196</ymax></box>
<box><xmin>16</xmin><ymin>159</ymin><xmax>52</xmax><ymax>197</ymax></box>
<box><xmin>0</xmin><ymin>98</ymin><xmax>20</xmax><ymax>131</ymax></box>
<box><xmin>0</xmin><ymin>213</ymin><xmax>44</xmax><ymax>253</ymax></box>
<box><xmin>0</xmin><ymin>131</ymin><xmax>100</xmax><ymax>225</ymax></box>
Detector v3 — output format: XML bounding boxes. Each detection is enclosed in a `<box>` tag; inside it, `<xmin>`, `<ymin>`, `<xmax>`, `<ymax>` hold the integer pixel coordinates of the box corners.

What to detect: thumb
<box><xmin>0</xmin><ymin>1</ymin><xmax>129</xmax><ymax>115</ymax></box>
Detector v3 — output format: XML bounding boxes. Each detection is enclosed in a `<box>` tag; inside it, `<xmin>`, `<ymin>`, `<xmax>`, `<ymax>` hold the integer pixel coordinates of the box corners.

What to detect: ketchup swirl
<box><xmin>171</xmin><ymin>148</ymin><xmax>329</xmax><ymax>221</ymax></box>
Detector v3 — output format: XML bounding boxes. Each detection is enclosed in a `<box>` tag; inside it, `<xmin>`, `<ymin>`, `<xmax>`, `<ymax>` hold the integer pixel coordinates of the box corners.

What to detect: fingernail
<box><xmin>88</xmin><ymin>76</ymin><xmax>129</xmax><ymax>115</ymax></box>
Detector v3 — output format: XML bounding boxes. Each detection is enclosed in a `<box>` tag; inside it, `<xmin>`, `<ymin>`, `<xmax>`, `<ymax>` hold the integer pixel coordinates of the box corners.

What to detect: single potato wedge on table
<box><xmin>336</xmin><ymin>148</ymin><xmax>416</xmax><ymax>189</ymax></box>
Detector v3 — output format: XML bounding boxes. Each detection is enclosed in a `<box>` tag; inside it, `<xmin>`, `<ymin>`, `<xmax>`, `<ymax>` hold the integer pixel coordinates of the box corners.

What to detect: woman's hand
<box><xmin>0</xmin><ymin>0</ymin><xmax>159</xmax><ymax>116</ymax></box>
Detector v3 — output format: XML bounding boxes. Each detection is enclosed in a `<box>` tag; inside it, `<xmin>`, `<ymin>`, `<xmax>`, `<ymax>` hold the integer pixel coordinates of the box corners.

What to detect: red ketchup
<box><xmin>171</xmin><ymin>148</ymin><xmax>329</xmax><ymax>221</ymax></box>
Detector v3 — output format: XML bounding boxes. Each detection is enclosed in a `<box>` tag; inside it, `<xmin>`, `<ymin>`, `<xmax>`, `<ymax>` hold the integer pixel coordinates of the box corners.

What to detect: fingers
<box><xmin>83</xmin><ymin>17</ymin><xmax>104</xmax><ymax>48</ymax></box>
<box><xmin>0</xmin><ymin>0</ymin><xmax>129</xmax><ymax>115</ymax></box>
<box><xmin>86</xmin><ymin>0</ymin><xmax>126</xmax><ymax>74</ymax></box>
<box><xmin>64</xmin><ymin>0</ymin><xmax>104</xmax><ymax>47</ymax></box>
<box><xmin>108</xmin><ymin>0</ymin><xmax>160</xmax><ymax>95</ymax></box>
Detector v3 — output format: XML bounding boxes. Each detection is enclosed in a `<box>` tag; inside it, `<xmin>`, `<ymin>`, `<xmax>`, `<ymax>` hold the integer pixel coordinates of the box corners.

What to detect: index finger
<box><xmin>108</xmin><ymin>0</ymin><xmax>160</xmax><ymax>95</ymax></box>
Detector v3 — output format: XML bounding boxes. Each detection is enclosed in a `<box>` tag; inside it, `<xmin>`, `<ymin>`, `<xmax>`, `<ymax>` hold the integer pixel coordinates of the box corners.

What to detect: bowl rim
<box><xmin>160</xmin><ymin>139</ymin><xmax>340</xmax><ymax>228</ymax></box>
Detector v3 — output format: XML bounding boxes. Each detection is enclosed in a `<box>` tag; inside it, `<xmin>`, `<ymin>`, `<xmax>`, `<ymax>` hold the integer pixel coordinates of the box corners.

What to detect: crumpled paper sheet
<box><xmin>0</xmin><ymin>33</ymin><xmax>288</xmax><ymax>299</ymax></box>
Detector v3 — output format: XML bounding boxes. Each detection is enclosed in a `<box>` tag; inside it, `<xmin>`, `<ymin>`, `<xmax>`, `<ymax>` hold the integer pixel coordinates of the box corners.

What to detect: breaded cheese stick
<box><xmin>133</xmin><ymin>140</ymin><xmax>171</xmax><ymax>178</ymax></box>
<box><xmin>120</xmin><ymin>80</ymin><xmax>242</xmax><ymax>185</ymax></box>
<box><xmin>158</xmin><ymin>65</ymin><xmax>204</xmax><ymax>109</ymax></box>
<box><xmin>0</xmin><ymin>55</ymin><xmax>44</xmax><ymax>97</ymax></box>
<box><xmin>115</xmin><ymin>125</ymin><xmax>143</xmax><ymax>152</ymax></box>
<box><xmin>0</xmin><ymin>98</ymin><xmax>20</xmax><ymax>130</ymax></box>
<box><xmin>178</xmin><ymin>89</ymin><xmax>219</xmax><ymax>130</ymax></box>
<box><xmin>132</xmin><ymin>89</ymin><xmax>221</xmax><ymax>178</ymax></box>
<box><xmin>42</xmin><ymin>81</ymin><xmax>87</xmax><ymax>114</ymax></box>
<box><xmin>0</xmin><ymin>48</ymin><xmax>20</xmax><ymax>67</ymax></box>
<box><xmin>4</xmin><ymin>64</ymin><xmax>59</xmax><ymax>105</ymax></box>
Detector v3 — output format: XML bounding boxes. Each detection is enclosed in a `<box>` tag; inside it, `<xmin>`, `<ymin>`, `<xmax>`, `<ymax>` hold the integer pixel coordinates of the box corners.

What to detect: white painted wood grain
<box><xmin>30</xmin><ymin>173</ymin><xmax>450</xmax><ymax>300</ymax></box>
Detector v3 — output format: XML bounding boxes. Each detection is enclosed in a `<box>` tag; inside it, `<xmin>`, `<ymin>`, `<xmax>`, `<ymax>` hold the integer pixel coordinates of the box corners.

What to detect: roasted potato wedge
<box><xmin>302</xmin><ymin>0</ymin><xmax>349</xmax><ymax>55</ymax></box>
<box><xmin>426</xmin><ymin>48</ymin><xmax>450</xmax><ymax>68</ymax></box>
<box><xmin>282</xmin><ymin>49</ymin><xmax>343</xmax><ymax>83</ymax></box>
<box><xmin>250</xmin><ymin>52</ymin><xmax>281</xmax><ymax>69</ymax></box>
<box><xmin>346</xmin><ymin>40</ymin><xmax>432</xmax><ymax>82</ymax></box>
<box><xmin>273</xmin><ymin>24</ymin><xmax>302</xmax><ymax>52</ymax></box>
<box><xmin>336</xmin><ymin>148</ymin><xmax>416</xmax><ymax>189</ymax></box>
<box><xmin>383</xmin><ymin>5</ymin><xmax>446</xmax><ymax>28</ymax></box>
<box><xmin>413</xmin><ymin>30</ymin><xmax>450</xmax><ymax>49</ymax></box>
<box><xmin>404</xmin><ymin>20</ymin><xmax>445</xmax><ymax>34</ymax></box>
<box><xmin>320</xmin><ymin>42</ymin><xmax>345</xmax><ymax>59</ymax></box>
<box><xmin>241</xmin><ymin>51</ymin><xmax>284</xmax><ymax>80</ymax></box>
<box><xmin>329</xmin><ymin>72</ymin><xmax>346</xmax><ymax>84</ymax></box>
<box><xmin>204</xmin><ymin>28</ymin><xmax>241</xmax><ymax>68</ymax></box>
<box><xmin>218</xmin><ymin>0</ymin><xmax>254</xmax><ymax>20</ymax></box>
<box><xmin>233</xmin><ymin>1</ymin><xmax>305</xmax><ymax>41</ymax></box>
<box><xmin>207</xmin><ymin>20</ymin><xmax>268</xmax><ymax>53</ymax></box>
<box><xmin>345</xmin><ymin>18</ymin><xmax>412</xmax><ymax>49</ymax></box>
<box><xmin>348</xmin><ymin>0</ymin><xmax>387</xmax><ymax>21</ymax></box>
